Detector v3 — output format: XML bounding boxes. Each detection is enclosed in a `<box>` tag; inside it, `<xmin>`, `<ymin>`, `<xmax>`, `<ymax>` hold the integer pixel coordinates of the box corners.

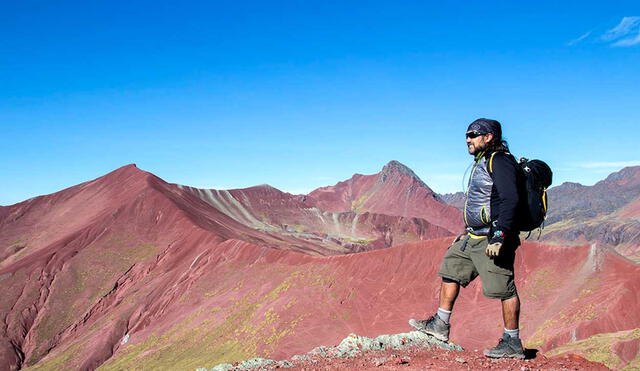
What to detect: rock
<box><xmin>455</xmin><ymin>357</ymin><xmax>467</xmax><ymax>363</ymax></box>
<box><xmin>276</xmin><ymin>360</ymin><xmax>293</xmax><ymax>368</ymax></box>
<box><xmin>210</xmin><ymin>331</ymin><xmax>464</xmax><ymax>370</ymax></box>
<box><xmin>291</xmin><ymin>354</ymin><xmax>308</xmax><ymax>361</ymax></box>
<box><xmin>372</xmin><ymin>357</ymin><xmax>388</xmax><ymax>366</ymax></box>
<box><xmin>308</xmin><ymin>345</ymin><xmax>332</xmax><ymax>358</ymax></box>
<box><xmin>336</xmin><ymin>333</ymin><xmax>383</xmax><ymax>357</ymax></box>
<box><xmin>210</xmin><ymin>363</ymin><xmax>234</xmax><ymax>371</ymax></box>
<box><xmin>208</xmin><ymin>358</ymin><xmax>279</xmax><ymax>371</ymax></box>
<box><xmin>235</xmin><ymin>358</ymin><xmax>276</xmax><ymax>370</ymax></box>
<box><xmin>120</xmin><ymin>334</ymin><xmax>130</xmax><ymax>345</ymax></box>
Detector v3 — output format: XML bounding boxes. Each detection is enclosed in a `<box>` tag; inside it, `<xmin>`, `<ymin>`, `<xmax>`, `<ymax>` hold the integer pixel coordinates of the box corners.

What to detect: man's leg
<box><xmin>439</xmin><ymin>281</ymin><xmax>460</xmax><ymax>311</ymax></box>
<box><xmin>483</xmin><ymin>294</ymin><xmax>524</xmax><ymax>358</ymax></box>
<box><xmin>469</xmin><ymin>238</ymin><xmax>525</xmax><ymax>358</ymax></box>
<box><xmin>408</xmin><ymin>279</ymin><xmax>461</xmax><ymax>341</ymax></box>
<box><xmin>409</xmin><ymin>237</ymin><xmax>476</xmax><ymax>341</ymax></box>
<box><xmin>502</xmin><ymin>295</ymin><xmax>520</xmax><ymax>332</ymax></box>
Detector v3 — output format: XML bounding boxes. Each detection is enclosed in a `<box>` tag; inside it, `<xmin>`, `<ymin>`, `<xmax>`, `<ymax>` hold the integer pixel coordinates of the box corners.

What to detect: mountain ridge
<box><xmin>1</xmin><ymin>162</ymin><xmax>639</xmax><ymax>370</ymax></box>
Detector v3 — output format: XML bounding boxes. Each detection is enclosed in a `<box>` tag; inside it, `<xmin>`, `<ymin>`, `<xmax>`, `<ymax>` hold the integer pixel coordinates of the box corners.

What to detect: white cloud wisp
<box><xmin>568</xmin><ymin>31</ymin><xmax>592</xmax><ymax>46</ymax></box>
<box><xmin>602</xmin><ymin>16</ymin><xmax>640</xmax><ymax>47</ymax></box>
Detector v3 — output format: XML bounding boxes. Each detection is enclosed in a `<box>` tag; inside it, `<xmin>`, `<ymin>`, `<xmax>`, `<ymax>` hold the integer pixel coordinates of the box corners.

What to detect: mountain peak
<box><xmin>241</xmin><ymin>184</ymin><xmax>283</xmax><ymax>193</ymax></box>
<box><xmin>603</xmin><ymin>165</ymin><xmax>640</xmax><ymax>184</ymax></box>
<box><xmin>379</xmin><ymin>160</ymin><xmax>428</xmax><ymax>188</ymax></box>
<box><xmin>94</xmin><ymin>163</ymin><xmax>149</xmax><ymax>183</ymax></box>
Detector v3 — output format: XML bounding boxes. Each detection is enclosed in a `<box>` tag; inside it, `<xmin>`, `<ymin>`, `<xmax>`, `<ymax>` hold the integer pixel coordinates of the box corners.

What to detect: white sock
<box><xmin>504</xmin><ymin>328</ymin><xmax>519</xmax><ymax>339</ymax></box>
<box><xmin>436</xmin><ymin>308</ymin><xmax>451</xmax><ymax>324</ymax></box>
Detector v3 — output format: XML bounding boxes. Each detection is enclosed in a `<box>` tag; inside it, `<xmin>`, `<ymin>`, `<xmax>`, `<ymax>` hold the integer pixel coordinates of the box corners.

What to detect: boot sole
<box><xmin>483</xmin><ymin>351</ymin><xmax>525</xmax><ymax>359</ymax></box>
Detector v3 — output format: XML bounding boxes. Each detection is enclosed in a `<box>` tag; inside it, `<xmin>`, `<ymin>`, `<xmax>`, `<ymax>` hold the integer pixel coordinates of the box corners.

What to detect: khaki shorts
<box><xmin>438</xmin><ymin>235</ymin><xmax>519</xmax><ymax>300</ymax></box>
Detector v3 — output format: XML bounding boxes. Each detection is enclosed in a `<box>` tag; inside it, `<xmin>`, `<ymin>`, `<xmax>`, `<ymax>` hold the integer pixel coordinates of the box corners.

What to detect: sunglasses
<box><xmin>465</xmin><ymin>130</ymin><xmax>487</xmax><ymax>139</ymax></box>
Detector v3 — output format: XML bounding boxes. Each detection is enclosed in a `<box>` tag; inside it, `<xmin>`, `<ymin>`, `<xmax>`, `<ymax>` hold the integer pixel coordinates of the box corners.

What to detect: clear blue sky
<box><xmin>2</xmin><ymin>1</ymin><xmax>639</xmax><ymax>206</ymax></box>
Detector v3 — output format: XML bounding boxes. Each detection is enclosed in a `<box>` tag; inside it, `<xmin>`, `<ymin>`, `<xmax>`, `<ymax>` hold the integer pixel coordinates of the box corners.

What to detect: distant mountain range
<box><xmin>1</xmin><ymin>162</ymin><xmax>639</xmax><ymax>370</ymax></box>
<box><xmin>438</xmin><ymin>165</ymin><xmax>640</xmax><ymax>263</ymax></box>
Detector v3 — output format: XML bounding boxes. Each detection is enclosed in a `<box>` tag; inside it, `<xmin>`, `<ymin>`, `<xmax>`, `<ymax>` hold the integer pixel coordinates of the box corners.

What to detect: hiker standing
<box><xmin>410</xmin><ymin>118</ymin><xmax>525</xmax><ymax>359</ymax></box>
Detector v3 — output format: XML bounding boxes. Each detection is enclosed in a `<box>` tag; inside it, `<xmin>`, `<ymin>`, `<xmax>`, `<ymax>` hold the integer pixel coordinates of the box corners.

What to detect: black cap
<box><xmin>467</xmin><ymin>118</ymin><xmax>502</xmax><ymax>139</ymax></box>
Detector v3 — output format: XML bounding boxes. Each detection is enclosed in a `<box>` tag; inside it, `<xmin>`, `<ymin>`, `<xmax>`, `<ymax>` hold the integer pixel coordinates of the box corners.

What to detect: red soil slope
<box><xmin>1</xmin><ymin>164</ymin><xmax>638</xmax><ymax>370</ymax></box>
<box><xmin>308</xmin><ymin>161</ymin><xmax>462</xmax><ymax>234</ymax></box>
<box><xmin>0</xmin><ymin>164</ymin><xmax>452</xmax><ymax>370</ymax></box>
<box><xmin>4</xmin><ymin>235</ymin><xmax>637</xmax><ymax>370</ymax></box>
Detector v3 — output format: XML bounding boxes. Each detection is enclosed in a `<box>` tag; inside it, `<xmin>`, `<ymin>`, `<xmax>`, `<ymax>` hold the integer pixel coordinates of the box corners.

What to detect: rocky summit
<box><xmin>200</xmin><ymin>331</ymin><xmax>606</xmax><ymax>371</ymax></box>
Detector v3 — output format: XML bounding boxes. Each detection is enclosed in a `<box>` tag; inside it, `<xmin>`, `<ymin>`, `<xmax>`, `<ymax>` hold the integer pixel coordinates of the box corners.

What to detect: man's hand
<box><xmin>485</xmin><ymin>242</ymin><xmax>502</xmax><ymax>257</ymax></box>
<box><xmin>486</xmin><ymin>230</ymin><xmax>505</xmax><ymax>257</ymax></box>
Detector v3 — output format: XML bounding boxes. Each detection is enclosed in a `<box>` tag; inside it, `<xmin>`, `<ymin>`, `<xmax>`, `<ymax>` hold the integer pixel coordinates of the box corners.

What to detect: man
<box><xmin>409</xmin><ymin>118</ymin><xmax>525</xmax><ymax>359</ymax></box>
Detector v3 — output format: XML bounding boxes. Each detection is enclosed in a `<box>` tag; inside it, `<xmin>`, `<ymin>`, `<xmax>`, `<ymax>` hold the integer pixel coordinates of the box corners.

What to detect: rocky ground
<box><xmin>200</xmin><ymin>332</ymin><xmax>609</xmax><ymax>371</ymax></box>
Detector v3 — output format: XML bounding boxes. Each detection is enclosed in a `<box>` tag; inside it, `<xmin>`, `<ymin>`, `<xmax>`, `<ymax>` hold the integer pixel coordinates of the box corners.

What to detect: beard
<box><xmin>467</xmin><ymin>139</ymin><xmax>488</xmax><ymax>155</ymax></box>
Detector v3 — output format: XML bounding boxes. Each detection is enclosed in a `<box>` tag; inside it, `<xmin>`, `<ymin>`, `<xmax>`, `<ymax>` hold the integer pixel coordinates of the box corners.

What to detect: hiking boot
<box><xmin>483</xmin><ymin>334</ymin><xmax>525</xmax><ymax>359</ymax></box>
<box><xmin>408</xmin><ymin>315</ymin><xmax>450</xmax><ymax>342</ymax></box>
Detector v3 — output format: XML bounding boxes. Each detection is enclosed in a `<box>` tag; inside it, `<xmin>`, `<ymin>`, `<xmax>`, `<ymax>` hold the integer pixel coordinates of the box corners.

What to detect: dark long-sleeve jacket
<box><xmin>464</xmin><ymin>151</ymin><xmax>520</xmax><ymax>235</ymax></box>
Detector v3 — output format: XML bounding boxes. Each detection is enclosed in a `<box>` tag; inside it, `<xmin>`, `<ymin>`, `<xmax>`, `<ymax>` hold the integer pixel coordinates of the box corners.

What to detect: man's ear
<box><xmin>484</xmin><ymin>133</ymin><xmax>494</xmax><ymax>142</ymax></box>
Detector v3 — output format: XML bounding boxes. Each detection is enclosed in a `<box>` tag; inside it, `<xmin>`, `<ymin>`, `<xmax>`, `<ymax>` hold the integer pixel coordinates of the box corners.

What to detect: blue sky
<box><xmin>1</xmin><ymin>1</ymin><xmax>639</xmax><ymax>206</ymax></box>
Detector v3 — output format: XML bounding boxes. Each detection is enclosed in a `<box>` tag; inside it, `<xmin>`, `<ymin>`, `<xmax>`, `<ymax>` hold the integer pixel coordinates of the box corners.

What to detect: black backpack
<box><xmin>489</xmin><ymin>153</ymin><xmax>553</xmax><ymax>236</ymax></box>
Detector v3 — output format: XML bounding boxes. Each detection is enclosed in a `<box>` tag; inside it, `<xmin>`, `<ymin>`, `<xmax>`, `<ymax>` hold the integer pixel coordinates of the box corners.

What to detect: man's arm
<box><xmin>491</xmin><ymin>153</ymin><xmax>519</xmax><ymax>234</ymax></box>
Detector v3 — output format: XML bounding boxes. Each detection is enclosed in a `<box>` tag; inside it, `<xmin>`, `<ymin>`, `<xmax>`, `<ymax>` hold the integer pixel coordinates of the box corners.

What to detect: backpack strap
<box><xmin>488</xmin><ymin>151</ymin><xmax>516</xmax><ymax>175</ymax></box>
<box><xmin>488</xmin><ymin>151</ymin><xmax>498</xmax><ymax>174</ymax></box>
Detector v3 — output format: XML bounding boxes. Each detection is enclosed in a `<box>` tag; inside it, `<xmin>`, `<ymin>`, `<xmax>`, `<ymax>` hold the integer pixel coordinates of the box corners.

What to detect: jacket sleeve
<box><xmin>490</xmin><ymin>153</ymin><xmax>519</xmax><ymax>234</ymax></box>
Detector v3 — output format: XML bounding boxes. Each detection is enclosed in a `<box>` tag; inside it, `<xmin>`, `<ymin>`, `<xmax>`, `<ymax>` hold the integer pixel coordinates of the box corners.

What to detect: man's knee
<box><xmin>500</xmin><ymin>292</ymin><xmax>519</xmax><ymax>301</ymax></box>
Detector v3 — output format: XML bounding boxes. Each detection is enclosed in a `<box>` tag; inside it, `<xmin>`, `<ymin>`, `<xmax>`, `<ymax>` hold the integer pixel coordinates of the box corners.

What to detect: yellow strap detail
<box><xmin>489</xmin><ymin>152</ymin><xmax>498</xmax><ymax>174</ymax></box>
<box><xmin>468</xmin><ymin>233</ymin><xmax>487</xmax><ymax>239</ymax></box>
<box><xmin>480</xmin><ymin>205</ymin><xmax>488</xmax><ymax>224</ymax></box>
<box><xmin>542</xmin><ymin>189</ymin><xmax>547</xmax><ymax>212</ymax></box>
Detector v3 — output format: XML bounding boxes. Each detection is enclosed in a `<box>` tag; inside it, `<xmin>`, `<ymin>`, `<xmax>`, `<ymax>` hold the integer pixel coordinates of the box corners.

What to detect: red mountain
<box><xmin>542</xmin><ymin>166</ymin><xmax>640</xmax><ymax>263</ymax></box>
<box><xmin>0</xmin><ymin>163</ymin><xmax>638</xmax><ymax>370</ymax></box>
<box><xmin>0</xmin><ymin>163</ymin><xmax>455</xmax><ymax>370</ymax></box>
<box><xmin>308</xmin><ymin>161</ymin><xmax>462</xmax><ymax>234</ymax></box>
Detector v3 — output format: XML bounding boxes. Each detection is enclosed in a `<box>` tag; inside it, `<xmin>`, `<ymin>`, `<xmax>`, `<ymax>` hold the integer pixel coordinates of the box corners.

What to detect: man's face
<box><xmin>466</xmin><ymin>131</ymin><xmax>493</xmax><ymax>155</ymax></box>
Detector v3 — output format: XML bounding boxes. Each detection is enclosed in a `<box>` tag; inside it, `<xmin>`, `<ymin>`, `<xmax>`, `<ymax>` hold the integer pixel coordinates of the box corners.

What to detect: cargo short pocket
<box><xmin>487</xmin><ymin>263</ymin><xmax>513</xmax><ymax>276</ymax></box>
<box><xmin>482</xmin><ymin>264</ymin><xmax>516</xmax><ymax>299</ymax></box>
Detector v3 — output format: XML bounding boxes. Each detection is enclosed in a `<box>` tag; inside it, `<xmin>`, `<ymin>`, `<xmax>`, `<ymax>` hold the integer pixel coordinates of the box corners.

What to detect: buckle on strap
<box><xmin>460</xmin><ymin>235</ymin><xmax>470</xmax><ymax>251</ymax></box>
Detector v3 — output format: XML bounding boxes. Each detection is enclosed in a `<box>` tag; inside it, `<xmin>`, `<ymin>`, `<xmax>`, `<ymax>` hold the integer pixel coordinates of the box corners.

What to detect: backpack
<box><xmin>489</xmin><ymin>152</ymin><xmax>553</xmax><ymax>236</ymax></box>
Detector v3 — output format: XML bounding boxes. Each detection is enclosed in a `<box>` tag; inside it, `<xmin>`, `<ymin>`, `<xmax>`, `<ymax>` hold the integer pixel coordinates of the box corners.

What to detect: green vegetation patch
<box><xmin>351</xmin><ymin>193</ymin><xmax>372</xmax><ymax>213</ymax></box>
<box><xmin>7</xmin><ymin>236</ymin><xmax>27</xmax><ymax>252</ymax></box>
<box><xmin>526</xmin><ymin>318</ymin><xmax>559</xmax><ymax>349</ymax></box>
<box><xmin>0</xmin><ymin>269</ymin><xmax>29</xmax><ymax>313</ymax></box>
<box><xmin>24</xmin><ymin>343</ymin><xmax>82</xmax><ymax>371</ymax></box>
<box><xmin>28</xmin><ymin>233</ymin><xmax>159</xmax><ymax>365</ymax></box>
<box><xmin>546</xmin><ymin>328</ymin><xmax>640</xmax><ymax>370</ymax></box>
<box><xmin>99</xmin><ymin>270</ymin><xmax>307</xmax><ymax>370</ymax></box>
<box><xmin>526</xmin><ymin>276</ymin><xmax>604</xmax><ymax>350</ymax></box>
<box><xmin>344</xmin><ymin>236</ymin><xmax>376</xmax><ymax>244</ymax></box>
